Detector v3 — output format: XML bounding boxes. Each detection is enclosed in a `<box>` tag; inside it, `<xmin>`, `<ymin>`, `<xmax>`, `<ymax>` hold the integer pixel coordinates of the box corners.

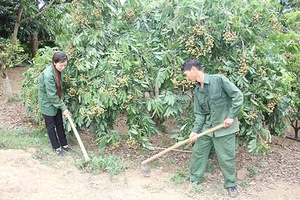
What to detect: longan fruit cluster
<box><xmin>171</xmin><ymin>78</ymin><xmax>194</xmax><ymax>90</ymax></box>
<box><xmin>125</xmin><ymin>9</ymin><xmax>135</xmax><ymax>21</ymax></box>
<box><xmin>222</xmin><ymin>31</ymin><xmax>238</xmax><ymax>44</ymax></box>
<box><xmin>252</xmin><ymin>14</ymin><xmax>262</xmax><ymax>24</ymax></box>
<box><xmin>91</xmin><ymin>106</ymin><xmax>105</xmax><ymax>116</ymax></box>
<box><xmin>273</xmin><ymin>23</ymin><xmax>283</xmax><ymax>31</ymax></box>
<box><xmin>72</xmin><ymin>0</ymin><xmax>82</xmax><ymax>5</ymax></box>
<box><xmin>218</xmin><ymin>66</ymin><xmax>228</xmax><ymax>76</ymax></box>
<box><xmin>258</xmin><ymin>67</ymin><xmax>266</xmax><ymax>76</ymax></box>
<box><xmin>126</xmin><ymin>138</ymin><xmax>139</xmax><ymax>149</ymax></box>
<box><xmin>121</xmin><ymin>104</ymin><xmax>130</xmax><ymax>111</ymax></box>
<box><xmin>68</xmin><ymin>88</ymin><xmax>78</xmax><ymax>97</ymax></box>
<box><xmin>65</xmin><ymin>45</ymin><xmax>75</xmax><ymax>58</ymax></box>
<box><xmin>70</xmin><ymin>11</ymin><xmax>89</xmax><ymax>26</ymax></box>
<box><xmin>134</xmin><ymin>70</ymin><xmax>144</xmax><ymax>79</ymax></box>
<box><xmin>117</xmin><ymin>75</ymin><xmax>130</xmax><ymax>87</ymax></box>
<box><xmin>171</xmin><ymin>78</ymin><xmax>180</xmax><ymax>88</ymax></box>
<box><xmin>80</xmin><ymin>74</ymin><xmax>88</xmax><ymax>80</ymax></box>
<box><xmin>184</xmin><ymin>35</ymin><xmax>205</xmax><ymax>58</ymax></box>
<box><xmin>267</xmin><ymin>101</ymin><xmax>276</xmax><ymax>113</ymax></box>
<box><xmin>110</xmin><ymin>141</ymin><xmax>120</xmax><ymax>149</ymax></box>
<box><xmin>64</xmin><ymin>74</ymin><xmax>70</xmax><ymax>83</ymax></box>
<box><xmin>204</xmin><ymin>34</ymin><xmax>214</xmax><ymax>52</ymax></box>
<box><xmin>167</xmin><ymin>2</ymin><xmax>173</xmax><ymax>8</ymax></box>
<box><xmin>107</xmin><ymin>88</ymin><xmax>117</xmax><ymax>96</ymax></box>
<box><xmin>192</xmin><ymin>24</ymin><xmax>204</xmax><ymax>36</ymax></box>
<box><xmin>126</xmin><ymin>94</ymin><xmax>134</xmax><ymax>101</ymax></box>
<box><xmin>282</xmin><ymin>52</ymin><xmax>292</xmax><ymax>59</ymax></box>
<box><xmin>93</xmin><ymin>9</ymin><xmax>101</xmax><ymax>18</ymax></box>
<box><xmin>185</xmin><ymin>35</ymin><xmax>195</xmax><ymax>47</ymax></box>
<box><xmin>249</xmin><ymin>110</ymin><xmax>258</xmax><ymax>121</ymax></box>
<box><xmin>238</xmin><ymin>57</ymin><xmax>249</xmax><ymax>77</ymax></box>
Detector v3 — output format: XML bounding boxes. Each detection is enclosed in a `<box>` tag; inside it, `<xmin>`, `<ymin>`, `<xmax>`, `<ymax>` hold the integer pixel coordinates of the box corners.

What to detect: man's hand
<box><xmin>189</xmin><ymin>132</ymin><xmax>198</xmax><ymax>143</ymax></box>
<box><xmin>223</xmin><ymin>118</ymin><xmax>234</xmax><ymax>128</ymax></box>
<box><xmin>63</xmin><ymin>109</ymin><xmax>71</xmax><ymax>119</ymax></box>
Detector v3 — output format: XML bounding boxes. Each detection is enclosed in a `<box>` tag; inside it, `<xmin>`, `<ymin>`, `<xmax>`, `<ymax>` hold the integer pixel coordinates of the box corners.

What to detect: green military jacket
<box><xmin>192</xmin><ymin>74</ymin><xmax>243</xmax><ymax>137</ymax></box>
<box><xmin>38</xmin><ymin>65</ymin><xmax>67</xmax><ymax>116</ymax></box>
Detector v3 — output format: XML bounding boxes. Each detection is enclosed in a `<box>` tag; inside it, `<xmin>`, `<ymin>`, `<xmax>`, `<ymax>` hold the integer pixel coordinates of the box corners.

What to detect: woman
<box><xmin>38</xmin><ymin>51</ymin><xmax>73</xmax><ymax>156</ymax></box>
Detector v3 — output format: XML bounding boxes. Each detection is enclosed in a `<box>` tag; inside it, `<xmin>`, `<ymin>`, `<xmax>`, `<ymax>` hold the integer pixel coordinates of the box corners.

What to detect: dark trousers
<box><xmin>43</xmin><ymin>109</ymin><xmax>67</xmax><ymax>149</ymax></box>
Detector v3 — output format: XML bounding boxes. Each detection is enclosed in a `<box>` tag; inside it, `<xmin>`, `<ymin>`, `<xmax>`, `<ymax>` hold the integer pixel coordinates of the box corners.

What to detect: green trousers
<box><xmin>189</xmin><ymin>133</ymin><xmax>236</xmax><ymax>188</ymax></box>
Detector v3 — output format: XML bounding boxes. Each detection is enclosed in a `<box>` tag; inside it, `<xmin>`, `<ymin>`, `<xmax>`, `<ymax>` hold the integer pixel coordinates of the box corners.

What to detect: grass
<box><xmin>0</xmin><ymin>127</ymin><xmax>129</xmax><ymax>177</ymax></box>
<box><xmin>0</xmin><ymin>127</ymin><xmax>49</xmax><ymax>150</ymax></box>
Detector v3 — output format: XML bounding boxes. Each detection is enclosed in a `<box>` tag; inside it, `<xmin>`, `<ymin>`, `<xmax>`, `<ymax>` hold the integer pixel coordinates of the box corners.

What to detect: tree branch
<box><xmin>19</xmin><ymin>0</ymin><xmax>56</xmax><ymax>24</ymax></box>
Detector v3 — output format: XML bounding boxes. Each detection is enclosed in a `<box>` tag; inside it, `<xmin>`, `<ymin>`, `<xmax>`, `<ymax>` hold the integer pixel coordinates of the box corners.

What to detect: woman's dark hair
<box><xmin>52</xmin><ymin>52</ymin><xmax>68</xmax><ymax>99</ymax></box>
<box><xmin>181</xmin><ymin>59</ymin><xmax>202</xmax><ymax>71</ymax></box>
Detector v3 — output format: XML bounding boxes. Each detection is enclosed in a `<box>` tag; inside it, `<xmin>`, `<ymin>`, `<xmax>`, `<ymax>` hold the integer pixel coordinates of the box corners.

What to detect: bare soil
<box><xmin>0</xmin><ymin>67</ymin><xmax>300</xmax><ymax>200</ymax></box>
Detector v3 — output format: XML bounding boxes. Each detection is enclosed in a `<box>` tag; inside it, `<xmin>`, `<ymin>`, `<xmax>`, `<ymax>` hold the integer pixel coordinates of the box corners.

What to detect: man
<box><xmin>182</xmin><ymin>59</ymin><xmax>243</xmax><ymax>198</ymax></box>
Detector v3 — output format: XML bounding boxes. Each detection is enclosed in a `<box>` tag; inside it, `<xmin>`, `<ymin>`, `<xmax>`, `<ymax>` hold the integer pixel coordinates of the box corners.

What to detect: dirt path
<box><xmin>0</xmin><ymin>148</ymin><xmax>299</xmax><ymax>200</ymax></box>
<box><xmin>1</xmin><ymin>67</ymin><xmax>300</xmax><ymax>200</ymax></box>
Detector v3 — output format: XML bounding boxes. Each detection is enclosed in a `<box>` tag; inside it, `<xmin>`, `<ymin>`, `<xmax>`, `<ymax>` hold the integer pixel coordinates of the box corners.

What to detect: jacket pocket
<box><xmin>210</xmin><ymin>92</ymin><xmax>226</xmax><ymax>107</ymax></box>
<box><xmin>198</xmin><ymin>98</ymin><xmax>210</xmax><ymax>114</ymax></box>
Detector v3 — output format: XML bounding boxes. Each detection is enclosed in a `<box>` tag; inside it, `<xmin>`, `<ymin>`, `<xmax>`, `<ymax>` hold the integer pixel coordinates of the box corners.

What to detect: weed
<box><xmin>259</xmin><ymin>161</ymin><xmax>265</xmax><ymax>168</ymax></box>
<box><xmin>150</xmin><ymin>159</ymin><xmax>160</xmax><ymax>168</ymax></box>
<box><xmin>76</xmin><ymin>154</ymin><xmax>129</xmax><ymax>178</ymax></box>
<box><xmin>247</xmin><ymin>166</ymin><xmax>259</xmax><ymax>177</ymax></box>
<box><xmin>171</xmin><ymin>173</ymin><xmax>186</xmax><ymax>184</ymax></box>
<box><xmin>168</xmin><ymin>157</ymin><xmax>175</xmax><ymax>165</ymax></box>
<box><xmin>193</xmin><ymin>183</ymin><xmax>203</xmax><ymax>193</ymax></box>
<box><xmin>214</xmin><ymin>182</ymin><xmax>227</xmax><ymax>195</ymax></box>
<box><xmin>241</xmin><ymin>178</ymin><xmax>249</xmax><ymax>189</ymax></box>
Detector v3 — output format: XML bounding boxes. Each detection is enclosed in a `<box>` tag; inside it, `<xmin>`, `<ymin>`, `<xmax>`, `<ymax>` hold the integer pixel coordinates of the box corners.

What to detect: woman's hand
<box><xmin>63</xmin><ymin>109</ymin><xmax>71</xmax><ymax>119</ymax></box>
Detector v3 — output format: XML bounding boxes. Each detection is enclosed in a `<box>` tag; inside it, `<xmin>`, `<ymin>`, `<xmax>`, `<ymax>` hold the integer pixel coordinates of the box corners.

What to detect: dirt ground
<box><xmin>0</xmin><ymin>67</ymin><xmax>300</xmax><ymax>200</ymax></box>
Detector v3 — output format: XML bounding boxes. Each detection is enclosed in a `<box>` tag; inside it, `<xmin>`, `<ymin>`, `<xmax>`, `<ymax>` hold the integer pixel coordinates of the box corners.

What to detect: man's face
<box><xmin>183</xmin><ymin>67</ymin><xmax>197</xmax><ymax>82</ymax></box>
<box><xmin>54</xmin><ymin>61</ymin><xmax>67</xmax><ymax>72</ymax></box>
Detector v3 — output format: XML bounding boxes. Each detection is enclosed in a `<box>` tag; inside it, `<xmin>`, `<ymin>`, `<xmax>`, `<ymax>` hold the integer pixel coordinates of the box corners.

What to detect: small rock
<box><xmin>237</xmin><ymin>167</ymin><xmax>250</xmax><ymax>180</ymax></box>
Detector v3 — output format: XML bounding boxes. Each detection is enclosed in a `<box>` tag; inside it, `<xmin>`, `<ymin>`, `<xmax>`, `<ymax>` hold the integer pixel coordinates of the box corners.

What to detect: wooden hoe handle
<box><xmin>141</xmin><ymin>124</ymin><xmax>224</xmax><ymax>166</ymax></box>
<box><xmin>67</xmin><ymin>115</ymin><xmax>90</xmax><ymax>162</ymax></box>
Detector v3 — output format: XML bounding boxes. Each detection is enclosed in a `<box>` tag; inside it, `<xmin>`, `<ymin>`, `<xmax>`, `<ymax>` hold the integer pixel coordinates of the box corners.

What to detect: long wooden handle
<box><xmin>67</xmin><ymin>115</ymin><xmax>90</xmax><ymax>162</ymax></box>
<box><xmin>141</xmin><ymin>124</ymin><xmax>224</xmax><ymax>165</ymax></box>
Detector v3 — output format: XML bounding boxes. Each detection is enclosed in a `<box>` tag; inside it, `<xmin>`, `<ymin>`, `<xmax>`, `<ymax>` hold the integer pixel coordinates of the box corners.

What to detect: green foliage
<box><xmin>96</xmin><ymin>131</ymin><xmax>122</xmax><ymax>149</ymax></box>
<box><xmin>0</xmin><ymin>38</ymin><xmax>28</xmax><ymax>68</ymax></box>
<box><xmin>76</xmin><ymin>154</ymin><xmax>128</xmax><ymax>178</ymax></box>
<box><xmin>0</xmin><ymin>0</ymin><xmax>20</xmax><ymax>38</ymax></box>
<box><xmin>280</xmin><ymin>9</ymin><xmax>300</xmax><ymax>138</ymax></box>
<box><xmin>21</xmin><ymin>46</ymin><xmax>58</xmax><ymax>121</ymax></box>
<box><xmin>21</xmin><ymin>0</ymin><xmax>300</xmax><ymax>153</ymax></box>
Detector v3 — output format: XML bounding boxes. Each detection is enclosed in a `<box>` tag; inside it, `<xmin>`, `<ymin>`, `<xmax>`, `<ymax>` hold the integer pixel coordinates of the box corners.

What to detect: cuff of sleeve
<box><xmin>61</xmin><ymin>105</ymin><xmax>68</xmax><ymax>112</ymax></box>
<box><xmin>228</xmin><ymin>113</ymin><xmax>236</xmax><ymax>119</ymax></box>
<box><xmin>192</xmin><ymin>127</ymin><xmax>200</xmax><ymax>134</ymax></box>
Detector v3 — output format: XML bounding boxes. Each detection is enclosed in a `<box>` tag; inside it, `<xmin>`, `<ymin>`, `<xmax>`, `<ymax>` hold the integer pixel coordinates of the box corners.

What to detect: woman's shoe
<box><xmin>55</xmin><ymin>148</ymin><xmax>64</xmax><ymax>156</ymax></box>
<box><xmin>62</xmin><ymin>146</ymin><xmax>73</xmax><ymax>152</ymax></box>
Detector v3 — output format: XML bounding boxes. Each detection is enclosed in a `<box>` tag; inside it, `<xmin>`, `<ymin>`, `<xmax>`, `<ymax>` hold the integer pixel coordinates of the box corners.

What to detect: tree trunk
<box><xmin>0</xmin><ymin>6</ymin><xmax>23</xmax><ymax>102</ymax></box>
<box><xmin>11</xmin><ymin>6</ymin><xmax>23</xmax><ymax>50</ymax></box>
<box><xmin>1</xmin><ymin>69</ymin><xmax>13</xmax><ymax>101</ymax></box>
<box><xmin>30</xmin><ymin>31</ymin><xmax>39</xmax><ymax>57</ymax></box>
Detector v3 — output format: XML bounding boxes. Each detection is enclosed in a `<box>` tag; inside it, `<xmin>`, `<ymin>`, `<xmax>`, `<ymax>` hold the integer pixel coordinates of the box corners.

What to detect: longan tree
<box><xmin>22</xmin><ymin>0</ymin><xmax>298</xmax><ymax>153</ymax></box>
